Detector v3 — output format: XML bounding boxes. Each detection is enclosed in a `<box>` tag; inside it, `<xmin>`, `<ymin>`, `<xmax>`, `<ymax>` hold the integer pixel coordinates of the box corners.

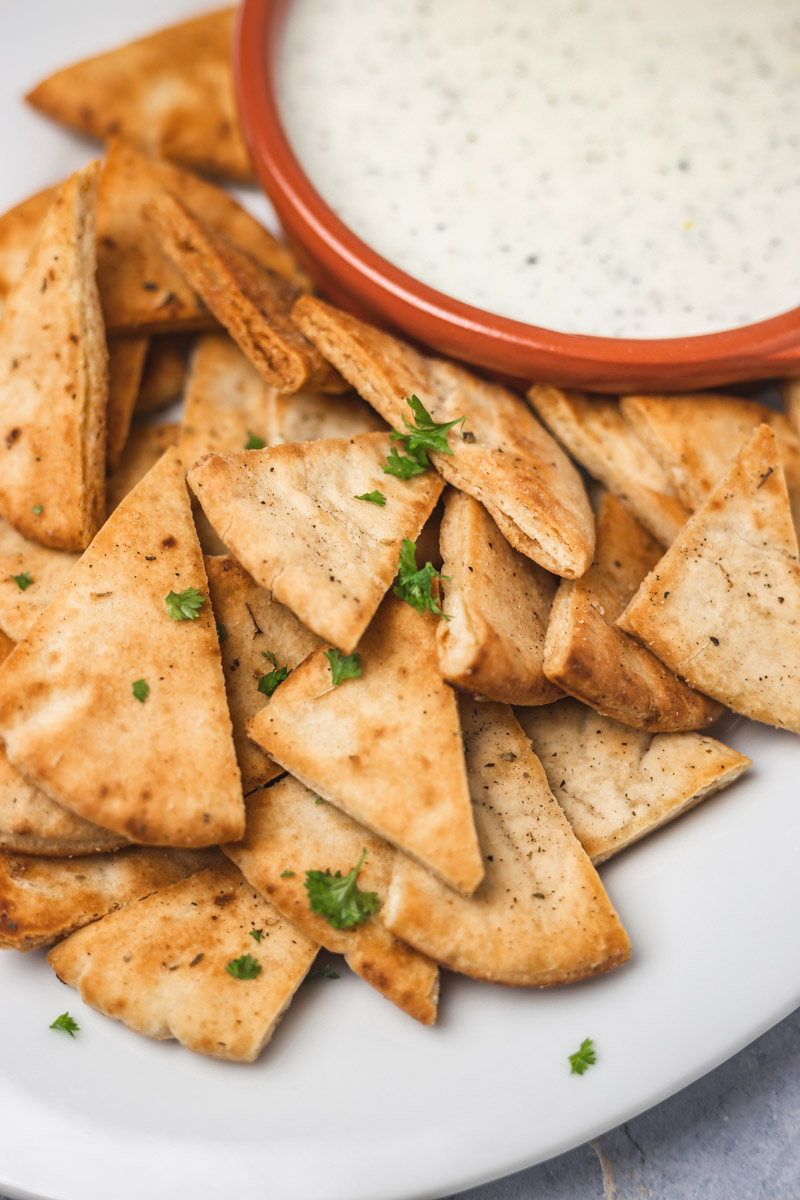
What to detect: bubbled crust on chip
<box><xmin>47</xmin><ymin>861</ymin><xmax>318</xmax><ymax>1062</ymax></box>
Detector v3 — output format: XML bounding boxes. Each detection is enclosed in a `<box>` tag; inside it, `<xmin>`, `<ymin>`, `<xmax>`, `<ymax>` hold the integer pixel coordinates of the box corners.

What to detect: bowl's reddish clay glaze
<box><xmin>235</xmin><ymin>0</ymin><xmax>800</xmax><ymax>393</ymax></box>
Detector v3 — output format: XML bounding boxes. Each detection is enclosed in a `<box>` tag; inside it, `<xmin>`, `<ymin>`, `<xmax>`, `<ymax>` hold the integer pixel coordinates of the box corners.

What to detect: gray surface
<box><xmin>449</xmin><ymin>1006</ymin><xmax>800</xmax><ymax>1199</ymax></box>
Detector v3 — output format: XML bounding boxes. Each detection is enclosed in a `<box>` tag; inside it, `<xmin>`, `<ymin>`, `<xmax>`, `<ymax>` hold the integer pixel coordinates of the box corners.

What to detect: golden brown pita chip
<box><xmin>292</xmin><ymin>297</ymin><xmax>594</xmax><ymax>577</ymax></box>
<box><xmin>528</xmin><ymin>385</ymin><xmax>690</xmax><ymax>546</ymax></box>
<box><xmin>105</xmin><ymin>423</ymin><xmax>180</xmax><ymax>515</ymax></box>
<box><xmin>0</xmin><ymin>629</ymin><xmax>13</xmax><ymax>666</ymax></box>
<box><xmin>135</xmin><ymin>336</ymin><xmax>188</xmax><ymax>414</ymax></box>
<box><xmin>620</xmin><ymin>392</ymin><xmax>800</xmax><ymax>532</ymax></box>
<box><xmin>0</xmin><ymin>518</ymin><xmax>79</xmax><ymax>642</ymax></box>
<box><xmin>517</xmin><ymin>699</ymin><xmax>751</xmax><ymax>864</ymax></box>
<box><xmin>0</xmin><ymin>184</ymin><xmax>59</xmax><ymax>301</ymax></box>
<box><xmin>205</xmin><ymin>555</ymin><xmax>323</xmax><ymax>793</ymax></box>
<box><xmin>619</xmin><ymin>425</ymin><xmax>800</xmax><ymax>733</ymax></box>
<box><xmin>106</xmin><ymin>337</ymin><xmax>149</xmax><ymax>471</ymax></box>
<box><xmin>265</xmin><ymin>388</ymin><xmax>386</xmax><ymax>445</ymax></box>
<box><xmin>437</xmin><ymin>489</ymin><xmax>560</xmax><ymax>706</ymax></box>
<box><xmin>382</xmin><ymin>700</ymin><xmax>631</xmax><ymax>985</ymax></box>
<box><xmin>26</xmin><ymin>10</ymin><xmax>253</xmax><ymax>182</ymax></box>
<box><xmin>48</xmin><ymin>861</ymin><xmax>318</xmax><ymax>1062</ymax></box>
<box><xmin>189</xmin><ymin>433</ymin><xmax>444</xmax><ymax>653</ymax></box>
<box><xmin>782</xmin><ymin>377</ymin><xmax>800</xmax><ymax>441</ymax></box>
<box><xmin>543</xmin><ymin>492</ymin><xmax>720</xmax><ymax>731</ymax></box>
<box><xmin>0</xmin><ymin>162</ymin><xmax>107</xmax><ymax>551</ymax></box>
<box><xmin>0</xmin><ymin>447</ymin><xmax>245</xmax><ymax>845</ymax></box>
<box><xmin>0</xmin><ymin>845</ymin><xmax>216</xmax><ymax>950</ymax></box>
<box><xmin>179</xmin><ymin>334</ymin><xmax>273</xmax><ymax>467</ymax></box>
<box><xmin>224</xmin><ymin>777</ymin><xmax>439</xmax><ymax>1024</ymax></box>
<box><xmin>247</xmin><ymin>595</ymin><xmax>484</xmax><ymax>895</ymax></box>
<box><xmin>150</xmin><ymin>192</ymin><xmax>344</xmax><ymax>393</ymax></box>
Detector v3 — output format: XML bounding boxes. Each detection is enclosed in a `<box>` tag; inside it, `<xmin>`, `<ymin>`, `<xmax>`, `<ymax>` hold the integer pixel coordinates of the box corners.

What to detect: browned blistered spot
<box><xmin>5</xmin><ymin>428</ymin><xmax>20</xmax><ymax>449</ymax></box>
<box><xmin>98</xmin><ymin>783</ymin><xmax>110</xmax><ymax>798</ymax></box>
<box><xmin>213</xmin><ymin>892</ymin><xmax>235</xmax><ymax>908</ymax></box>
<box><xmin>161</xmin><ymin>536</ymin><xmax>176</xmax><ymax>549</ymax></box>
<box><xmin>140</xmin><ymin>789</ymin><xmax>151</xmax><ymax>802</ymax></box>
<box><xmin>101</xmin><ymin>236</ymin><xmax>116</xmax><ymax>250</ymax></box>
<box><xmin>68</xmin><ymin>333</ymin><xmax>78</xmax><ymax>344</ymax></box>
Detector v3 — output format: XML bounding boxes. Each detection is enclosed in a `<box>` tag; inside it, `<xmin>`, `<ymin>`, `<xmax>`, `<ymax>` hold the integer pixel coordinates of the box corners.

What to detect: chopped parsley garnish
<box><xmin>50</xmin><ymin>1012</ymin><xmax>79</xmax><ymax>1037</ymax></box>
<box><xmin>216</xmin><ymin>623</ymin><xmax>228</xmax><ymax>644</ymax></box>
<box><xmin>569</xmin><ymin>1037</ymin><xmax>597</xmax><ymax>1075</ymax></box>
<box><xmin>393</xmin><ymin>538</ymin><xmax>449</xmax><ymax>618</ymax></box>
<box><xmin>257</xmin><ymin>649</ymin><xmax>292</xmax><ymax>696</ymax></box>
<box><xmin>165</xmin><ymin>587</ymin><xmax>206</xmax><ymax>620</ymax></box>
<box><xmin>324</xmin><ymin>648</ymin><xmax>362</xmax><ymax>686</ymax></box>
<box><xmin>9</xmin><ymin>571</ymin><xmax>32</xmax><ymax>591</ymax></box>
<box><xmin>383</xmin><ymin>394</ymin><xmax>465</xmax><ymax>477</ymax></box>
<box><xmin>225</xmin><ymin>953</ymin><xmax>262</xmax><ymax>980</ymax></box>
<box><xmin>354</xmin><ymin>490</ymin><xmax>387</xmax><ymax>506</ymax></box>
<box><xmin>309</xmin><ymin>963</ymin><xmax>341</xmax><ymax>980</ymax></box>
<box><xmin>312</xmin><ymin>793</ymin><xmax>323</xmax><ymax>804</ymax></box>
<box><xmin>383</xmin><ymin>443</ymin><xmax>429</xmax><ymax>479</ymax></box>
<box><xmin>249</xmin><ymin>929</ymin><xmax>263</xmax><ymax>944</ymax></box>
<box><xmin>32</xmin><ymin>504</ymin><xmax>43</xmax><ymax>515</ymax></box>
<box><xmin>305</xmin><ymin>848</ymin><xmax>380</xmax><ymax>930</ymax></box>
<box><xmin>131</xmin><ymin>679</ymin><xmax>149</xmax><ymax>703</ymax></box>
<box><xmin>244</xmin><ymin>431</ymin><xmax>266</xmax><ymax>450</ymax></box>
<box><xmin>280</xmin><ymin>869</ymin><xmax>295</xmax><ymax>878</ymax></box>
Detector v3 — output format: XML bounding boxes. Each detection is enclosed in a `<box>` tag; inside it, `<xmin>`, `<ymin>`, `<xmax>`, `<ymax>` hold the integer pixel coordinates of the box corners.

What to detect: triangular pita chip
<box><xmin>105</xmin><ymin>422</ymin><xmax>180</xmax><ymax>515</ymax></box>
<box><xmin>266</xmin><ymin>387</ymin><xmax>385</xmax><ymax>445</ymax></box>
<box><xmin>205</xmin><ymin>555</ymin><xmax>323</xmax><ymax>792</ymax></box>
<box><xmin>543</xmin><ymin>491</ymin><xmax>720</xmax><ymax>730</ymax></box>
<box><xmin>0</xmin><ymin>744</ymin><xmax>127</xmax><ymax>858</ymax></box>
<box><xmin>26</xmin><ymin>10</ymin><xmax>253</xmax><ymax>181</ymax></box>
<box><xmin>47</xmin><ymin>861</ymin><xmax>318</xmax><ymax>1062</ymax></box>
<box><xmin>0</xmin><ymin>162</ymin><xmax>107</xmax><ymax>551</ymax></box>
<box><xmin>248</xmin><ymin>595</ymin><xmax>484</xmax><ymax>895</ymax></box>
<box><xmin>382</xmin><ymin>700</ymin><xmax>631</xmax><ymax>985</ymax></box>
<box><xmin>0</xmin><ymin>845</ymin><xmax>217</xmax><ymax>950</ymax></box>
<box><xmin>135</xmin><ymin>335</ymin><xmax>188</xmax><ymax>414</ymax></box>
<box><xmin>224</xmin><ymin>777</ymin><xmax>439</xmax><ymax>1024</ymax></box>
<box><xmin>0</xmin><ymin>184</ymin><xmax>59</xmax><ymax>302</ymax></box>
<box><xmin>106</xmin><ymin>337</ymin><xmax>149</xmax><ymax>471</ymax></box>
<box><xmin>292</xmin><ymin>297</ymin><xmax>594</xmax><ymax>577</ymax></box>
<box><xmin>528</xmin><ymin>385</ymin><xmax>690</xmax><ymax>546</ymax></box>
<box><xmin>150</xmin><ymin>192</ymin><xmax>344</xmax><ymax>393</ymax></box>
<box><xmin>620</xmin><ymin>392</ymin><xmax>800</xmax><ymax>532</ymax></box>
<box><xmin>189</xmin><ymin>433</ymin><xmax>444</xmax><ymax>652</ymax></box>
<box><xmin>0</xmin><ymin>447</ymin><xmax>245</xmax><ymax>845</ymax></box>
<box><xmin>517</xmin><ymin>699</ymin><xmax>751</xmax><ymax>864</ymax></box>
<box><xmin>619</xmin><ymin>425</ymin><xmax>800</xmax><ymax>732</ymax></box>
<box><xmin>437</xmin><ymin>489</ymin><xmax>561</xmax><ymax>706</ymax></box>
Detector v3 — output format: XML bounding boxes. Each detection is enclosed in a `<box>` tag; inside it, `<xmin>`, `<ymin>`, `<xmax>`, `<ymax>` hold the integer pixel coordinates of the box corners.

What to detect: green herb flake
<box><xmin>217</xmin><ymin>623</ymin><xmax>228</xmax><ymax>644</ymax></box>
<box><xmin>280</xmin><ymin>869</ymin><xmax>295</xmax><ymax>878</ymax></box>
<box><xmin>132</xmin><ymin>679</ymin><xmax>149</xmax><ymax>703</ymax></box>
<box><xmin>305</xmin><ymin>848</ymin><xmax>380</xmax><ymax>930</ymax></box>
<box><xmin>569</xmin><ymin>1037</ymin><xmax>597</xmax><ymax>1076</ymax></box>
<box><xmin>50</xmin><ymin>1012</ymin><xmax>80</xmax><ymax>1037</ymax></box>
<box><xmin>392</xmin><ymin>538</ymin><xmax>449</xmax><ymax>619</ymax></box>
<box><xmin>32</xmin><ymin>504</ymin><xmax>43</xmax><ymax>515</ymax></box>
<box><xmin>312</xmin><ymin>793</ymin><xmax>324</xmax><ymax>804</ymax></box>
<box><xmin>257</xmin><ymin>650</ymin><xmax>292</xmax><ymax>697</ymax></box>
<box><xmin>165</xmin><ymin>587</ymin><xmax>206</xmax><ymax>621</ymax></box>
<box><xmin>354</xmin><ymin>490</ymin><xmax>387</xmax><ymax>507</ymax></box>
<box><xmin>225</xmin><ymin>953</ymin><xmax>262</xmax><ymax>980</ymax></box>
<box><xmin>249</xmin><ymin>929</ymin><xmax>263</xmax><ymax>944</ymax></box>
<box><xmin>382</xmin><ymin>443</ymin><xmax>429</xmax><ymax>479</ymax></box>
<box><xmin>9</xmin><ymin>571</ymin><xmax>33</xmax><ymax>591</ymax></box>
<box><xmin>244</xmin><ymin>431</ymin><xmax>266</xmax><ymax>450</ymax></box>
<box><xmin>395</xmin><ymin>394</ymin><xmax>466</xmax><ymax>456</ymax></box>
<box><xmin>309</xmin><ymin>963</ymin><xmax>341</xmax><ymax>979</ymax></box>
<box><xmin>324</xmin><ymin>648</ymin><xmax>362</xmax><ymax>687</ymax></box>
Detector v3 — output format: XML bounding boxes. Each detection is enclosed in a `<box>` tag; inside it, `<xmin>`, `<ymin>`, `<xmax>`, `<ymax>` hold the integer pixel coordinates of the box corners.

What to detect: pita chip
<box><xmin>135</xmin><ymin>336</ymin><xmax>188</xmax><ymax>414</ymax></box>
<box><xmin>265</xmin><ymin>388</ymin><xmax>386</xmax><ymax>445</ymax></box>
<box><xmin>179</xmin><ymin>334</ymin><xmax>273</xmax><ymax>467</ymax></box>
<box><xmin>0</xmin><ymin>630</ymin><xmax>13</xmax><ymax>666</ymax></box>
<box><xmin>0</xmin><ymin>518</ymin><xmax>79</xmax><ymax>642</ymax></box>
<box><xmin>205</xmin><ymin>555</ymin><xmax>323</xmax><ymax>792</ymax></box>
<box><xmin>292</xmin><ymin>297</ymin><xmax>594</xmax><ymax>577</ymax></box>
<box><xmin>528</xmin><ymin>385</ymin><xmax>690</xmax><ymax>546</ymax></box>
<box><xmin>149</xmin><ymin>191</ymin><xmax>344</xmax><ymax>393</ymax></box>
<box><xmin>542</xmin><ymin>492</ymin><xmax>720</xmax><ymax>731</ymax></box>
<box><xmin>105</xmin><ymin>423</ymin><xmax>180</xmax><ymax>515</ymax></box>
<box><xmin>619</xmin><ymin>424</ymin><xmax>800</xmax><ymax>733</ymax></box>
<box><xmin>437</xmin><ymin>489</ymin><xmax>561</xmax><ymax>706</ymax></box>
<box><xmin>48</xmin><ymin>861</ymin><xmax>318</xmax><ymax>1063</ymax></box>
<box><xmin>0</xmin><ymin>162</ymin><xmax>107</xmax><ymax>551</ymax></box>
<box><xmin>782</xmin><ymin>376</ymin><xmax>800</xmax><ymax>441</ymax></box>
<box><xmin>106</xmin><ymin>337</ymin><xmax>149</xmax><ymax>471</ymax></box>
<box><xmin>188</xmin><ymin>433</ymin><xmax>444</xmax><ymax>652</ymax></box>
<box><xmin>0</xmin><ymin>184</ymin><xmax>59</xmax><ymax>302</ymax></box>
<box><xmin>248</xmin><ymin>595</ymin><xmax>484</xmax><ymax>895</ymax></box>
<box><xmin>0</xmin><ymin>845</ymin><xmax>217</xmax><ymax>951</ymax></box>
<box><xmin>0</xmin><ymin>447</ymin><xmax>245</xmax><ymax>845</ymax></box>
<box><xmin>26</xmin><ymin>10</ymin><xmax>253</xmax><ymax>182</ymax></box>
<box><xmin>382</xmin><ymin>700</ymin><xmax>631</xmax><ymax>986</ymax></box>
<box><xmin>517</xmin><ymin>699</ymin><xmax>751</xmax><ymax>864</ymax></box>
<box><xmin>224</xmin><ymin>777</ymin><xmax>439</xmax><ymax>1024</ymax></box>
<box><xmin>620</xmin><ymin>392</ymin><xmax>800</xmax><ymax>532</ymax></box>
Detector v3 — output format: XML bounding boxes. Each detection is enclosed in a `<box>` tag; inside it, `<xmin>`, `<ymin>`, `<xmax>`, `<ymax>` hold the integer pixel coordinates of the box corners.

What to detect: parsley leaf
<box><xmin>309</xmin><ymin>963</ymin><xmax>341</xmax><ymax>979</ymax></box>
<box><xmin>225</xmin><ymin>953</ymin><xmax>262</xmax><ymax>980</ymax></box>
<box><xmin>280</xmin><ymin>869</ymin><xmax>295</xmax><ymax>878</ymax></box>
<box><xmin>165</xmin><ymin>587</ymin><xmax>206</xmax><ymax>620</ymax></box>
<box><xmin>305</xmin><ymin>848</ymin><xmax>380</xmax><ymax>930</ymax></box>
<box><xmin>324</xmin><ymin>648</ymin><xmax>362</xmax><ymax>686</ymax></box>
<box><xmin>393</xmin><ymin>538</ymin><xmax>449</xmax><ymax>618</ymax></box>
<box><xmin>395</xmin><ymin>394</ymin><xmax>466</xmax><ymax>456</ymax></box>
<box><xmin>354</xmin><ymin>490</ymin><xmax>387</xmax><ymax>507</ymax></box>
<box><xmin>10</xmin><ymin>571</ymin><xmax>33</xmax><ymax>591</ymax></box>
<box><xmin>383</xmin><ymin>443</ymin><xmax>428</xmax><ymax>479</ymax></box>
<box><xmin>244</xmin><ymin>431</ymin><xmax>266</xmax><ymax>450</ymax></box>
<box><xmin>249</xmin><ymin>929</ymin><xmax>263</xmax><ymax>944</ymax></box>
<box><xmin>257</xmin><ymin>649</ymin><xmax>292</xmax><ymax>696</ymax></box>
<box><xmin>50</xmin><ymin>1012</ymin><xmax>79</xmax><ymax>1037</ymax></box>
<box><xmin>312</xmin><ymin>793</ymin><xmax>324</xmax><ymax>804</ymax></box>
<box><xmin>569</xmin><ymin>1037</ymin><xmax>597</xmax><ymax>1075</ymax></box>
<box><xmin>131</xmin><ymin>678</ymin><xmax>149</xmax><ymax>703</ymax></box>
<box><xmin>32</xmin><ymin>504</ymin><xmax>43</xmax><ymax>515</ymax></box>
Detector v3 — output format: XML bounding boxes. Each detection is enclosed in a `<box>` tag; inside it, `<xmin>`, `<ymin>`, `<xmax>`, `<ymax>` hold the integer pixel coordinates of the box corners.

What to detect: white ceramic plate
<box><xmin>1</xmin><ymin>4</ymin><xmax>799</xmax><ymax>1199</ymax></box>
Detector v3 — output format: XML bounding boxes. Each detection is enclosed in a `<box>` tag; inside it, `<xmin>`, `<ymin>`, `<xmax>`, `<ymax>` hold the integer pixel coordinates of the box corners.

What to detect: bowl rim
<box><xmin>234</xmin><ymin>0</ymin><xmax>800</xmax><ymax>389</ymax></box>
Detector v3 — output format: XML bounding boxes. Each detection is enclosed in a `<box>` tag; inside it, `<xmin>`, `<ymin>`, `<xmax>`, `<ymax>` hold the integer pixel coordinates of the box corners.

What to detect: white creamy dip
<box><xmin>278</xmin><ymin>0</ymin><xmax>800</xmax><ymax>339</ymax></box>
